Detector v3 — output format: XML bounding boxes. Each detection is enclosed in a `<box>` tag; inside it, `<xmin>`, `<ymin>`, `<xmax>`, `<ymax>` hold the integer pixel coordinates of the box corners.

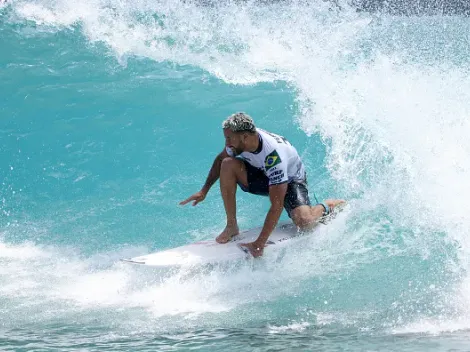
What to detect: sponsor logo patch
<box><xmin>270</xmin><ymin>174</ymin><xmax>285</xmax><ymax>183</ymax></box>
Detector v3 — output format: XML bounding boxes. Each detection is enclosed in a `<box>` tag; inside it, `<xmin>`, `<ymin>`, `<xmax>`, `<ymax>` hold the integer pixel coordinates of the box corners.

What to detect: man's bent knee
<box><xmin>220</xmin><ymin>157</ymin><xmax>243</xmax><ymax>171</ymax></box>
<box><xmin>220</xmin><ymin>157</ymin><xmax>248</xmax><ymax>188</ymax></box>
<box><xmin>290</xmin><ymin>206</ymin><xmax>315</xmax><ymax>228</ymax></box>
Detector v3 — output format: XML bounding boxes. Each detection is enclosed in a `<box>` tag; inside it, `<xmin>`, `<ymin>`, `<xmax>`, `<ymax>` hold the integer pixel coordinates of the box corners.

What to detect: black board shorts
<box><xmin>238</xmin><ymin>161</ymin><xmax>311</xmax><ymax>218</ymax></box>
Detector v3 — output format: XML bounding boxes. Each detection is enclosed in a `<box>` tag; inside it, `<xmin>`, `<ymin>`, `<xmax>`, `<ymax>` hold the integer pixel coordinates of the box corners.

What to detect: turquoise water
<box><xmin>2</xmin><ymin>0</ymin><xmax>470</xmax><ymax>350</ymax></box>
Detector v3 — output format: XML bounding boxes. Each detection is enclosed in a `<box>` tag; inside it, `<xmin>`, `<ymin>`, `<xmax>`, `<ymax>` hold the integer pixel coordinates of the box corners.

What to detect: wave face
<box><xmin>1</xmin><ymin>0</ymin><xmax>470</xmax><ymax>350</ymax></box>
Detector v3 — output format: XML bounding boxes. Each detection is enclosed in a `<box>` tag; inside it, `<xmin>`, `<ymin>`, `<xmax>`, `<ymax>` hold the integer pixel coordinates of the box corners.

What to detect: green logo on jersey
<box><xmin>265</xmin><ymin>150</ymin><xmax>281</xmax><ymax>170</ymax></box>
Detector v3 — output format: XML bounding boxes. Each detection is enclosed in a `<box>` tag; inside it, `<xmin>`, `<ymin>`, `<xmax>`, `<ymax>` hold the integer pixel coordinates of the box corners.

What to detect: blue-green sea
<box><xmin>2</xmin><ymin>0</ymin><xmax>470</xmax><ymax>350</ymax></box>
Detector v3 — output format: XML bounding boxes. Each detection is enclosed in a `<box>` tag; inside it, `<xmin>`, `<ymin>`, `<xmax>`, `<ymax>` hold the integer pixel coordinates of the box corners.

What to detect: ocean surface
<box><xmin>1</xmin><ymin>0</ymin><xmax>470</xmax><ymax>350</ymax></box>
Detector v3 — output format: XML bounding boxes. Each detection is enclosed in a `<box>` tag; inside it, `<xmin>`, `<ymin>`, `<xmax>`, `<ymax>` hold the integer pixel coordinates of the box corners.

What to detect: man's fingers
<box><xmin>179</xmin><ymin>196</ymin><xmax>194</xmax><ymax>205</ymax></box>
<box><xmin>180</xmin><ymin>193</ymin><xmax>205</xmax><ymax>206</ymax></box>
<box><xmin>192</xmin><ymin>197</ymin><xmax>203</xmax><ymax>206</ymax></box>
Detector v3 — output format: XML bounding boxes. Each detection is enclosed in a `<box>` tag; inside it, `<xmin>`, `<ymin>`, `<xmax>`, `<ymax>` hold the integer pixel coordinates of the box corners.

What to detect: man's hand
<box><xmin>240</xmin><ymin>183</ymin><xmax>286</xmax><ymax>258</ymax></box>
<box><xmin>240</xmin><ymin>241</ymin><xmax>265</xmax><ymax>258</ymax></box>
<box><xmin>180</xmin><ymin>190</ymin><xmax>207</xmax><ymax>206</ymax></box>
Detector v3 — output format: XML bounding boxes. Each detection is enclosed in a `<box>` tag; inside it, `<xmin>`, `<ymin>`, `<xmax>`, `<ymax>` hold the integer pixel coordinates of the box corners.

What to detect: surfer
<box><xmin>180</xmin><ymin>112</ymin><xmax>345</xmax><ymax>257</ymax></box>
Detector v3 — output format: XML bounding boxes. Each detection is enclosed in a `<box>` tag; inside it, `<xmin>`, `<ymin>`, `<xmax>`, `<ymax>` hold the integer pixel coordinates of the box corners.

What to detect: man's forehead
<box><xmin>223</xmin><ymin>129</ymin><xmax>236</xmax><ymax>137</ymax></box>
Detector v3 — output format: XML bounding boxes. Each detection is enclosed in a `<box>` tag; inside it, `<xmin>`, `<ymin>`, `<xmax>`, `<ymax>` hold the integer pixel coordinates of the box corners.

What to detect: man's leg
<box><xmin>216</xmin><ymin>157</ymin><xmax>249</xmax><ymax>243</ymax></box>
<box><xmin>290</xmin><ymin>199</ymin><xmax>345</xmax><ymax>230</ymax></box>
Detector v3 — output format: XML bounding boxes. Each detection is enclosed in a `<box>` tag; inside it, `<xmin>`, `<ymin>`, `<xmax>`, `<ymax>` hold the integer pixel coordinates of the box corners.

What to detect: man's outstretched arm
<box><xmin>201</xmin><ymin>149</ymin><xmax>229</xmax><ymax>194</ymax></box>
<box><xmin>180</xmin><ymin>149</ymin><xmax>229</xmax><ymax>206</ymax></box>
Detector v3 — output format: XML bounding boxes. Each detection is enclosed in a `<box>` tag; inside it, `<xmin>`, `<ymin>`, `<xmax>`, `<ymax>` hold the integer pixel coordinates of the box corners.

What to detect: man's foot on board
<box><xmin>317</xmin><ymin>199</ymin><xmax>347</xmax><ymax>224</ymax></box>
<box><xmin>324</xmin><ymin>199</ymin><xmax>347</xmax><ymax>213</ymax></box>
<box><xmin>215</xmin><ymin>225</ymin><xmax>240</xmax><ymax>244</ymax></box>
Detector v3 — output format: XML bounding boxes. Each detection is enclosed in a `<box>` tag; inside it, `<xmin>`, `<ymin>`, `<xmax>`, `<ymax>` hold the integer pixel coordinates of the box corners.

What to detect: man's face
<box><xmin>223</xmin><ymin>128</ymin><xmax>245</xmax><ymax>156</ymax></box>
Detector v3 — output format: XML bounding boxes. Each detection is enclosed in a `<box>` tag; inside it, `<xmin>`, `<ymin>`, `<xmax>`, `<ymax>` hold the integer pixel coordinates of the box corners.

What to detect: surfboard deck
<box><xmin>121</xmin><ymin>204</ymin><xmax>346</xmax><ymax>267</ymax></box>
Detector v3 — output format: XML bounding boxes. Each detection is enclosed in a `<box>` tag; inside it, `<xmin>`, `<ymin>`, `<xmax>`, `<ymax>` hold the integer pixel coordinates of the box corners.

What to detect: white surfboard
<box><xmin>121</xmin><ymin>204</ymin><xmax>346</xmax><ymax>267</ymax></box>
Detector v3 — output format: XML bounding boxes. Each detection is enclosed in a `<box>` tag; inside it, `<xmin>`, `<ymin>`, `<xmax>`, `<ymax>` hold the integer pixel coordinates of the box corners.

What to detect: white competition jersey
<box><xmin>226</xmin><ymin>128</ymin><xmax>306</xmax><ymax>185</ymax></box>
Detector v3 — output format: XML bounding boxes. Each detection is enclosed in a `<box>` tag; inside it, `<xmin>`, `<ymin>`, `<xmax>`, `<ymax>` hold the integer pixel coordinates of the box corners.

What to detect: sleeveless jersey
<box><xmin>226</xmin><ymin>128</ymin><xmax>306</xmax><ymax>185</ymax></box>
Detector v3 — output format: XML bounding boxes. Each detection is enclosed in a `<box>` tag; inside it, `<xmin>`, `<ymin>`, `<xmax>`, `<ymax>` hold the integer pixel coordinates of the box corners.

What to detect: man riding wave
<box><xmin>180</xmin><ymin>112</ymin><xmax>345</xmax><ymax>257</ymax></box>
